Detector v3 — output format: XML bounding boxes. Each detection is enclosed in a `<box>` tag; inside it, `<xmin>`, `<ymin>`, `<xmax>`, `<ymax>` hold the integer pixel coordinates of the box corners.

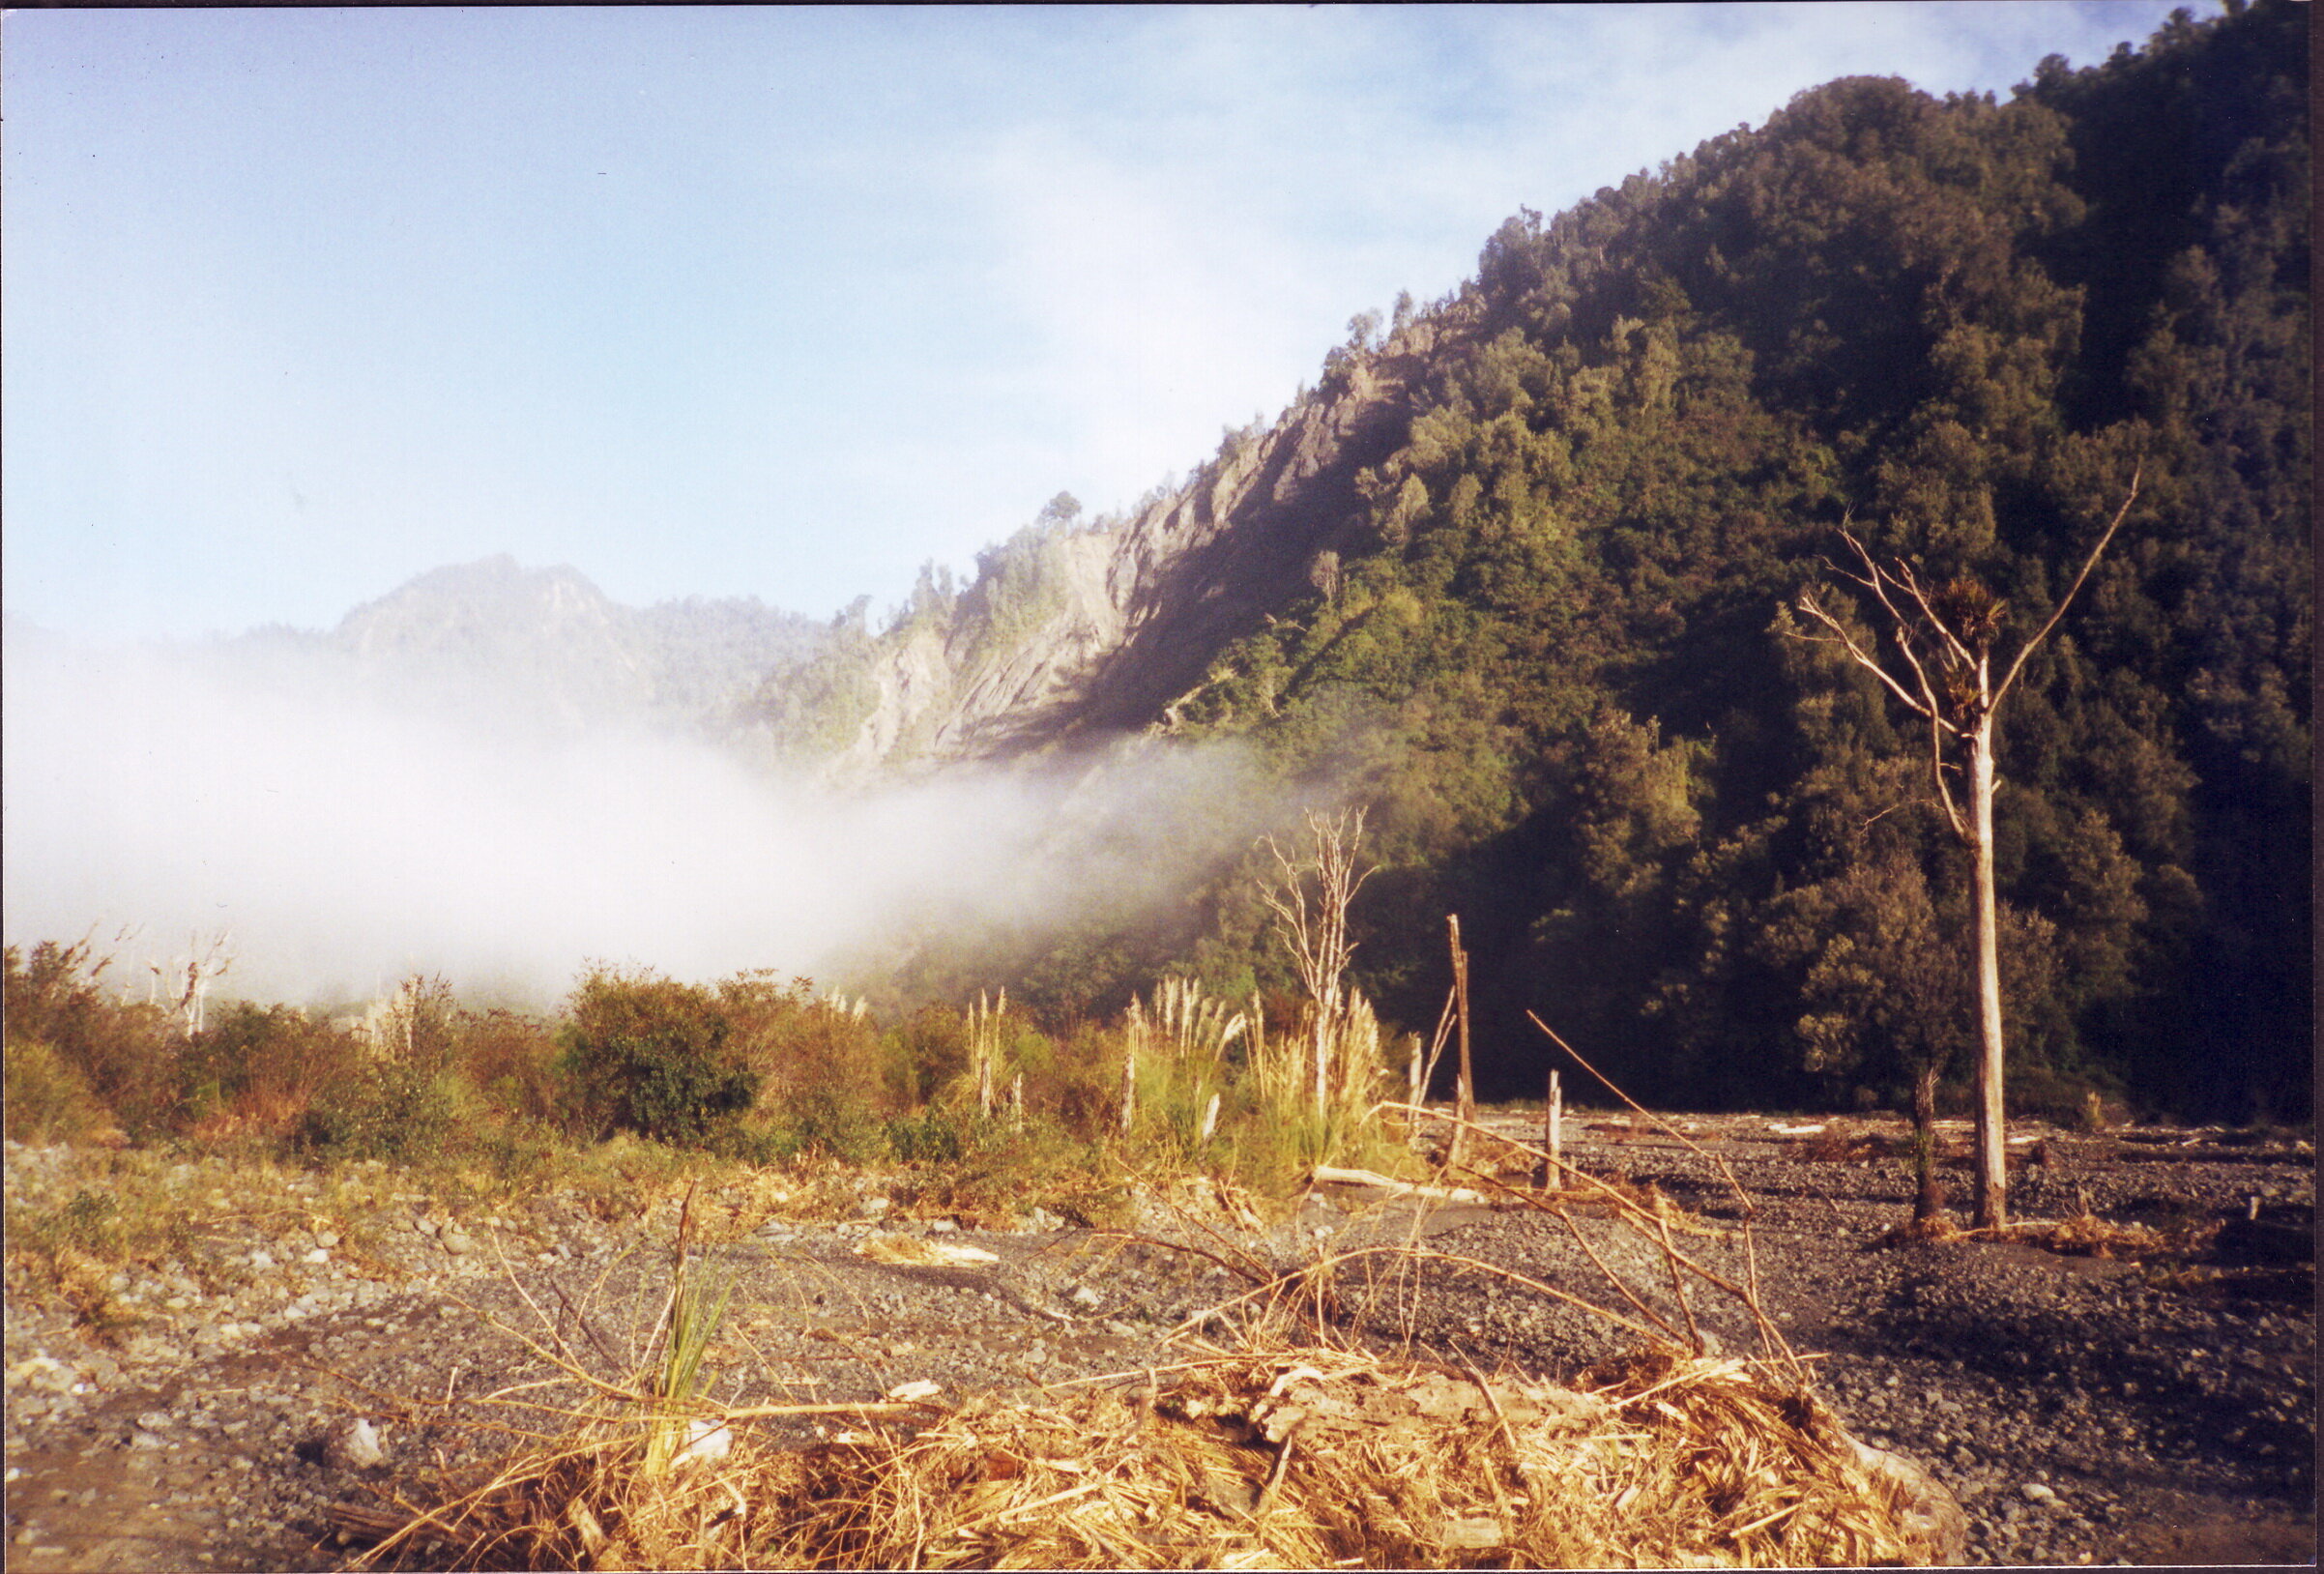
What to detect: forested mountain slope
<box><xmin>769</xmin><ymin>2</ymin><xmax>2311</xmax><ymax>1121</ymax></box>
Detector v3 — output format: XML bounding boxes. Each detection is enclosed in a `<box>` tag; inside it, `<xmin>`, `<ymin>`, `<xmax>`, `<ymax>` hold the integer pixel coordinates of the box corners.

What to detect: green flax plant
<box><xmin>640</xmin><ymin>1183</ymin><xmax>735</xmax><ymax>1481</ymax></box>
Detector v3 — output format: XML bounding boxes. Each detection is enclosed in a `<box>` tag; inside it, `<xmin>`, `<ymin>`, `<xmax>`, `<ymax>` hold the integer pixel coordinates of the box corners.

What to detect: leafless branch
<box><xmin>1926</xmin><ymin>709</ymin><xmax>1969</xmax><ymax>841</ymax></box>
<box><xmin>1886</xmin><ymin>555</ymin><xmax>1979</xmax><ymax>672</ymax></box>
<box><xmin>1992</xmin><ymin>463</ymin><xmax>2140</xmax><ymax>706</ymax></box>
<box><xmin>1794</xmin><ymin>590</ymin><xmax>1940</xmax><ymax>722</ymax></box>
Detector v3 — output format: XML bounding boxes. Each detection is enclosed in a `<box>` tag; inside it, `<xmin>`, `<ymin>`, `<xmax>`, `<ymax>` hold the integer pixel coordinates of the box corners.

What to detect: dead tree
<box><xmin>1796</xmin><ymin>470</ymin><xmax>2138</xmax><ymax>1229</ymax></box>
<box><xmin>1259</xmin><ymin>807</ymin><xmax>1374</xmax><ymax>1122</ymax></box>
<box><xmin>174</xmin><ymin>930</ymin><xmax>234</xmax><ymax>1038</ymax></box>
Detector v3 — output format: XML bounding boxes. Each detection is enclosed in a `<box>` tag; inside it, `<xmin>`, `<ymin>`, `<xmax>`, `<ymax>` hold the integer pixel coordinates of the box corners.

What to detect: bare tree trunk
<box><xmin>1313</xmin><ymin>991</ymin><xmax>1331</xmax><ymax>1124</ymax></box>
<box><xmin>1447</xmin><ymin>916</ymin><xmax>1473</xmax><ymax>1168</ymax></box>
<box><xmin>1967</xmin><ymin>726</ymin><xmax>2008</xmax><ymax>1228</ymax></box>
<box><xmin>1544</xmin><ymin>1069</ymin><xmax>1563</xmax><ymax>1193</ymax></box>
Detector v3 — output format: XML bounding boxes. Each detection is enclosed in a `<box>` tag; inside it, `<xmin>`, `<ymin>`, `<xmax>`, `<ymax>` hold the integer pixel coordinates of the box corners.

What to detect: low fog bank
<box><xmin>1</xmin><ymin>624</ymin><xmax>1283</xmax><ymax>1013</ymax></box>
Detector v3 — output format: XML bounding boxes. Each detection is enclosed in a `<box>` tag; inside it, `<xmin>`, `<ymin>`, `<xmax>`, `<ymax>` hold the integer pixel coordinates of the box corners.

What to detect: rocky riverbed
<box><xmin>6</xmin><ymin>1116</ymin><xmax>2313</xmax><ymax>1569</ymax></box>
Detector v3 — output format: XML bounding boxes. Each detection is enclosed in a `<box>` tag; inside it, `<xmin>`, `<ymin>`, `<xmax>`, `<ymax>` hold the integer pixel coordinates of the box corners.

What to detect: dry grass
<box><xmin>1796</xmin><ymin>1130</ymin><xmax>1907</xmax><ymax>1164</ymax></box>
<box><xmin>757</xmin><ymin>1345</ymin><xmax>1964</xmax><ymax>1569</ymax></box>
<box><xmin>346</xmin><ymin>1047</ymin><xmax>1977</xmax><ymax>1570</ymax></box>
<box><xmin>356</xmin><ymin>1338</ymin><xmax>1961</xmax><ymax>1571</ymax></box>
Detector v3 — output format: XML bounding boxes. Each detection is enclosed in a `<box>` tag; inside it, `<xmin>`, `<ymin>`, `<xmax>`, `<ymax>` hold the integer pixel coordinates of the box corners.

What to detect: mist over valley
<box><xmin>2</xmin><ymin>594</ymin><xmax>1284</xmax><ymax>1012</ymax></box>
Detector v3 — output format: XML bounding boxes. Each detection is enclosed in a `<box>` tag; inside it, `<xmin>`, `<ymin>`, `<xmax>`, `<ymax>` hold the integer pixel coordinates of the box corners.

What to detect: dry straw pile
<box><xmin>366</xmin><ymin>1339</ymin><xmax>1961</xmax><ymax>1570</ymax></box>
<box><xmin>767</xmin><ymin>1346</ymin><xmax>1961</xmax><ymax>1570</ymax></box>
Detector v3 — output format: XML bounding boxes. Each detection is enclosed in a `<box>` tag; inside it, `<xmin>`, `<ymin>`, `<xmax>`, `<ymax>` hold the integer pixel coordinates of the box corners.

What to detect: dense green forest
<box><xmin>869</xmin><ymin>3</ymin><xmax>2307</xmax><ymax>1123</ymax></box>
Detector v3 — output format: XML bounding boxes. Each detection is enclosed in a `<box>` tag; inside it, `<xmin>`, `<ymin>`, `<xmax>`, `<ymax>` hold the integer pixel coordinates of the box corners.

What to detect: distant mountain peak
<box><xmin>337</xmin><ymin>556</ymin><xmax>607</xmax><ymax>634</ymax></box>
<box><xmin>199</xmin><ymin>555</ymin><xmax>829</xmax><ymax>740</ymax></box>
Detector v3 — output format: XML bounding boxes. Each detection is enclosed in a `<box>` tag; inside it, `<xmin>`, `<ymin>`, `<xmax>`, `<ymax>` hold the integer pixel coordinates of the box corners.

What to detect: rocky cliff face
<box><xmin>788</xmin><ymin>316</ymin><xmax>1467</xmax><ymax>777</ymax></box>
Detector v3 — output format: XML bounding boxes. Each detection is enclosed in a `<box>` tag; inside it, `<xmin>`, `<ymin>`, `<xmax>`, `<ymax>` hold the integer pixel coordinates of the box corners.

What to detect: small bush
<box><xmin>885</xmin><ymin>1106</ymin><xmax>968</xmax><ymax>1166</ymax></box>
<box><xmin>455</xmin><ymin>1007</ymin><xmax>566</xmax><ymax>1125</ymax></box>
<box><xmin>473</xmin><ymin>1116</ymin><xmax>573</xmax><ymax>1196</ymax></box>
<box><xmin>300</xmin><ymin>1058</ymin><xmax>477</xmax><ymax>1164</ymax></box>
<box><xmin>23</xmin><ymin>1186</ymin><xmax>127</xmax><ymax>1260</ymax></box>
<box><xmin>723</xmin><ymin>972</ymin><xmax>892</xmax><ymax>1161</ymax></box>
<box><xmin>704</xmin><ymin>1120</ymin><xmax>799</xmax><ymax>1168</ymax></box>
<box><xmin>561</xmin><ymin>969</ymin><xmax>759</xmax><ymax>1146</ymax></box>
<box><xmin>1039</xmin><ymin>1021</ymin><xmax>1124</xmax><ymax>1140</ymax></box>
<box><xmin>896</xmin><ymin>1115</ymin><xmax>1124</xmax><ymax>1229</ymax></box>
<box><xmin>9</xmin><ymin>1185</ymin><xmax>142</xmax><ymax>1342</ymax></box>
<box><xmin>4</xmin><ymin>940</ymin><xmax>180</xmax><ymax>1136</ymax></box>
<box><xmin>182</xmin><ymin>1001</ymin><xmax>359</xmax><ymax>1141</ymax></box>
<box><xmin>883</xmin><ymin>1004</ymin><xmax>969</xmax><ymax>1107</ymax></box>
<box><xmin>3</xmin><ymin>1039</ymin><xmax>112</xmax><ymax>1145</ymax></box>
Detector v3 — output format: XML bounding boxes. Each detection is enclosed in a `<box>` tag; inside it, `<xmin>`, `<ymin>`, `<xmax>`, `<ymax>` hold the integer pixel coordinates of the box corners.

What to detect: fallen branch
<box><xmin>1311</xmin><ymin>1165</ymin><xmax>1485</xmax><ymax>1204</ymax></box>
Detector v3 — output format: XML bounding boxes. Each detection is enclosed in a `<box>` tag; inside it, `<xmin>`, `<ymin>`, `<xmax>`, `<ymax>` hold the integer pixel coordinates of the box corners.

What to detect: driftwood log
<box><xmin>1311</xmin><ymin>1166</ymin><xmax>1485</xmax><ymax>1204</ymax></box>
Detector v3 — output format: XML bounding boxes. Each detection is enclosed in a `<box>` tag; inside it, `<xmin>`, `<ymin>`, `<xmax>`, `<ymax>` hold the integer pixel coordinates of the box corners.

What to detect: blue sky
<box><xmin>4</xmin><ymin>3</ymin><xmax>2199</xmax><ymax>642</ymax></box>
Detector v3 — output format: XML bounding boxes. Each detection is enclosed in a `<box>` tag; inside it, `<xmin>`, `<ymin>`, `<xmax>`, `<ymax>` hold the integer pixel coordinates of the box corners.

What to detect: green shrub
<box><xmin>3</xmin><ymin>1039</ymin><xmax>111</xmax><ymax>1145</ymax></box>
<box><xmin>886</xmin><ymin>1106</ymin><xmax>969</xmax><ymax>1166</ymax></box>
<box><xmin>560</xmin><ymin>968</ymin><xmax>759</xmax><ymax>1145</ymax></box>
<box><xmin>722</xmin><ymin>972</ymin><xmax>892</xmax><ymax>1161</ymax></box>
<box><xmin>4</xmin><ymin>940</ymin><xmax>179</xmax><ymax>1136</ymax></box>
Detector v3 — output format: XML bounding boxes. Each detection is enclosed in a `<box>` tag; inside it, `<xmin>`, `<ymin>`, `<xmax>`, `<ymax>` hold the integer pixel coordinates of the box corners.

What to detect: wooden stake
<box><xmin>975</xmin><ymin>991</ymin><xmax>996</xmax><ymax>1120</ymax></box>
<box><xmin>1448</xmin><ymin>915</ymin><xmax>1473</xmax><ymax>1168</ymax></box>
<box><xmin>1545</xmin><ymin>1069</ymin><xmax>1563</xmax><ymax>1192</ymax></box>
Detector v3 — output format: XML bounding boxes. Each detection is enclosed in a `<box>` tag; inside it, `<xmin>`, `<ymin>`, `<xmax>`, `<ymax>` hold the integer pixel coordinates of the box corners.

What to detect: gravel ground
<box><xmin>5</xmin><ymin>1116</ymin><xmax>2313</xmax><ymax>1570</ymax></box>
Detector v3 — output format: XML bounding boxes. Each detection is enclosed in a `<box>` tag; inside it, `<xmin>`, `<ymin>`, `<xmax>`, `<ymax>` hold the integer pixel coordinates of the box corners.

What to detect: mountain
<box><xmin>230</xmin><ymin>556</ymin><xmax>828</xmax><ymax>739</ymax></box>
<box><xmin>179</xmin><ymin>5</ymin><xmax>2299</xmax><ymax>1122</ymax></box>
<box><xmin>739</xmin><ymin>332</ymin><xmax>1440</xmax><ymax>775</ymax></box>
<box><xmin>747</xmin><ymin>0</ymin><xmax>2309</xmax><ymax>1121</ymax></box>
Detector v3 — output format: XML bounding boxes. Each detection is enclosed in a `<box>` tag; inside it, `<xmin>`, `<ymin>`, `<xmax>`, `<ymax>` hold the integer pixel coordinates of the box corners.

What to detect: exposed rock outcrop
<box><xmin>794</xmin><ymin>317</ymin><xmax>1472</xmax><ymax>779</ymax></box>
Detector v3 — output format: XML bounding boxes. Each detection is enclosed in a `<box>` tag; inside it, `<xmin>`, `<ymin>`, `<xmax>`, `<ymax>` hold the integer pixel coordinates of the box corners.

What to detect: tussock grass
<box><xmin>2</xmin><ymin>1038</ymin><xmax>118</xmax><ymax>1147</ymax></box>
